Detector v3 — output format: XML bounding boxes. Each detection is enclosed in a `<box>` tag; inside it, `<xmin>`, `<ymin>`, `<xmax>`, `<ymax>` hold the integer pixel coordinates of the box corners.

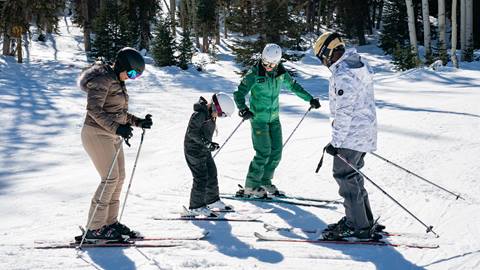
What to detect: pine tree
<box><xmin>31</xmin><ymin>0</ymin><xmax>65</xmax><ymax>36</ymax></box>
<box><xmin>151</xmin><ymin>18</ymin><xmax>176</xmax><ymax>67</ymax></box>
<box><xmin>0</xmin><ymin>0</ymin><xmax>30</xmax><ymax>60</ymax></box>
<box><xmin>121</xmin><ymin>0</ymin><xmax>159</xmax><ymax>51</ymax></box>
<box><xmin>336</xmin><ymin>0</ymin><xmax>369</xmax><ymax>45</ymax></box>
<box><xmin>380</xmin><ymin>0</ymin><xmax>410</xmax><ymax>54</ymax></box>
<box><xmin>196</xmin><ymin>0</ymin><xmax>216</xmax><ymax>52</ymax></box>
<box><xmin>91</xmin><ymin>0</ymin><xmax>130</xmax><ymax>61</ymax></box>
<box><xmin>177</xmin><ymin>28</ymin><xmax>194</xmax><ymax>70</ymax></box>
<box><xmin>226</xmin><ymin>0</ymin><xmax>255</xmax><ymax>36</ymax></box>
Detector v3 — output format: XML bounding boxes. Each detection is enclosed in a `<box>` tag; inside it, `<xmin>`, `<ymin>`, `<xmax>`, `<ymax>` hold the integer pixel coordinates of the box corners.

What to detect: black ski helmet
<box><xmin>114</xmin><ymin>47</ymin><xmax>145</xmax><ymax>76</ymax></box>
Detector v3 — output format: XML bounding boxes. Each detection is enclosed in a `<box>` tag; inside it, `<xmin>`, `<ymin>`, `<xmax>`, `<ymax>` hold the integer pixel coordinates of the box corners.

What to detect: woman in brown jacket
<box><xmin>76</xmin><ymin>47</ymin><xmax>153</xmax><ymax>242</ymax></box>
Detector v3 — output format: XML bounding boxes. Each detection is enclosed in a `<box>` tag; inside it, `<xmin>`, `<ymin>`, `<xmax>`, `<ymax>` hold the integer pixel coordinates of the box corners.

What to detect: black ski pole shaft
<box><xmin>78</xmin><ymin>146</ymin><xmax>123</xmax><ymax>250</ymax></box>
<box><xmin>371</xmin><ymin>152</ymin><xmax>464</xmax><ymax>200</ymax></box>
<box><xmin>283</xmin><ymin>106</ymin><xmax>312</xmax><ymax>148</ymax></box>
<box><xmin>213</xmin><ymin>119</ymin><xmax>245</xmax><ymax>159</ymax></box>
<box><xmin>336</xmin><ymin>154</ymin><xmax>440</xmax><ymax>238</ymax></box>
<box><xmin>119</xmin><ymin>128</ymin><xmax>146</xmax><ymax>222</ymax></box>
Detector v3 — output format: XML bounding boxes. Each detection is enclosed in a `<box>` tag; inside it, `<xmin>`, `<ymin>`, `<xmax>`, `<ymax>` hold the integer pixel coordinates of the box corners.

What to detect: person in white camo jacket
<box><xmin>313</xmin><ymin>32</ymin><xmax>384</xmax><ymax>240</ymax></box>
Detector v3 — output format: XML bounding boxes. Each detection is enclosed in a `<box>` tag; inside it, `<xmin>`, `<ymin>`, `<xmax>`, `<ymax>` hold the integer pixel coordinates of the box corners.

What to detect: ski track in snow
<box><xmin>1</xmin><ymin>17</ymin><xmax>480</xmax><ymax>270</ymax></box>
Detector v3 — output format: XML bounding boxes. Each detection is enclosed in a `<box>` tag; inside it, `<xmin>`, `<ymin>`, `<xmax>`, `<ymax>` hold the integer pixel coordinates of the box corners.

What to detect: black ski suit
<box><xmin>184</xmin><ymin>97</ymin><xmax>219</xmax><ymax>209</ymax></box>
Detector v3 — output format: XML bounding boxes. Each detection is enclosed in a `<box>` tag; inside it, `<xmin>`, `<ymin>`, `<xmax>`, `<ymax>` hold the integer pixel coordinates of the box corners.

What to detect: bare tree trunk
<box><xmin>460</xmin><ymin>0</ymin><xmax>466</xmax><ymax>57</ymax></box>
<box><xmin>16</xmin><ymin>36</ymin><xmax>22</xmax><ymax>63</ymax></box>
<box><xmin>438</xmin><ymin>0</ymin><xmax>447</xmax><ymax>63</ymax></box>
<box><xmin>317</xmin><ymin>0</ymin><xmax>322</xmax><ymax>34</ymax></box>
<box><xmin>170</xmin><ymin>0</ymin><xmax>176</xmax><ymax>37</ymax></box>
<box><xmin>371</xmin><ymin>0</ymin><xmax>377</xmax><ymax>33</ymax></box>
<box><xmin>464</xmin><ymin>0</ymin><xmax>473</xmax><ymax>61</ymax></box>
<box><xmin>223</xmin><ymin>2</ymin><xmax>228</xmax><ymax>38</ymax></box>
<box><xmin>190</xmin><ymin>0</ymin><xmax>200</xmax><ymax>48</ymax></box>
<box><xmin>215</xmin><ymin>7</ymin><xmax>220</xmax><ymax>45</ymax></box>
<box><xmin>405</xmin><ymin>0</ymin><xmax>418</xmax><ymax>56</ymax></box>
<box><xmin>82</xmin><ymin>0</ymin><xmax>91</xmax><ymax>52</ymax></box>
<box><xmin>376</xmin><ymin>0</ymin><xmax>383</xmax><ymax>29</ymax></box>
<box><xmin>421</xmin><ymin>0</ymin><xmax>431</xmax><ymax>58</ymax></box>
<box><xmin>2</xmin><ymin>33</ymin><xmax>10</xmax><ymax>55</ymax></box>
<box><xmin>451</xmin><ymin>0</ymin><xmax>458</xmax><ymax>67</ymax></box>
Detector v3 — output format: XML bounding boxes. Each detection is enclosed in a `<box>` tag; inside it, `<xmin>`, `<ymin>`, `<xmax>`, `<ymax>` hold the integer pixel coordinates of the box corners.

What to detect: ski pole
<box><xmin>283</xmin><ymin>106</ymin><xmax>312</xmax><ymax>148</ymax></box>
<box><xmin>119</xmin><ymin>128</ymin><xmax>146</xmax><ymax>222</ymax></box>
<box><xmin>213</xmin><ymin>119</ymin><xmax>245</xmax><ymax>158</ymax></box>
<box><xmin>371</xmin><ymin>152</ymin><xmax>465</xmax><ymax>200</ymax></box>
<box><xmin>336</xmin><ymin>153</ymin><xmax>440</xmax><ymax>238</ymax></box>
<box><xmin>78</xmin><ymin>144</ymin><xmax>123</xmax><ymax>250</ymax></box>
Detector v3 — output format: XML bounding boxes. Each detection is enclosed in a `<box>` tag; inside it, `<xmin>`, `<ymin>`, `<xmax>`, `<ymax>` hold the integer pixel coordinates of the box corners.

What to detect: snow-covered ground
<box><xmin>1</xmin><ymin>18</ymin><xmax>479</xmax><ymax>270</ymax></box>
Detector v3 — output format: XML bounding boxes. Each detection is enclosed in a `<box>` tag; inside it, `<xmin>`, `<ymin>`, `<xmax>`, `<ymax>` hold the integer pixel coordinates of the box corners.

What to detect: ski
<box><xmin>170</xmin><ymin>207</ymin><xmax>274</xmax><ymax>214</ymax></box>
<box><xmin>221</xmin><ymin>186</ymin><xmax>342</xmax><ymax>205</ymax></box>
<box><xmin>35</xmin><ymin>231</ymin><xmax>209</xmax><ymax>248</ymax></box>
<box><xmin>34</xmin><ymin>241</ymin><xmax>182</xmax><ymax>249</ymax></box>
<box><xmin>220</xmin><ymin>195</ymin><xmax>337</xmax><ymax>209</ymax></box>
<box><xmin>277</xmin><ymin>195</ymin><xmax>343</xmax><ymax>205</ymax></box>
<box><xmin>253</xmin><ymin>232</ymin><xmax>439</xmax><ymax>249</ymax></box>
<box><xmin>152</xmin><ymin>216</ymin><xmax>262</xmax><ymax>222</ymax></box>
<box><xmin>211</xmin><ymin>208</ymin><xmax>275</xmax><ymax>214</ymax></box>
<box><xmin>121</xmin><ymin>231</ymin><xmax>209</xmax><ymax>241</ymax></box>
<box><xmin>263</xmin><ymin>223</ymin><xmax>435</xmax><ymax>239</ymax></box>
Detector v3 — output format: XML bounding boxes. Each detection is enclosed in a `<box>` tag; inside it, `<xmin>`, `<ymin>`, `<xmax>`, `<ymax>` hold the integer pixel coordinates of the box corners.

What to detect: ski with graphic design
<box><xmin>34</xmin><ymin>231</ymin><xmax>209</xmax><ymax>249</ymax></box>
<box><xmin>262</xmin><ymin>223</ymin><xmax>436</xmax><ymax>239</ymax></box>
<box><xmin>153</xmin><ymin>216</ymin><xmax>262</xmax><ymax>222</ymax></box>
<box><xmin>254</xmin><ymin>232</ymin><xmax>439</xmax><ymax>249</ymax></box>
<box><xmin>34</xmin><ymin>240</ymin><xmax>183</xmax><ymax>249</ymax></box>
<box><xmin>220</xmin><ymin>194</ymin><xmax>337</xmax><ymax>209</ymax></box>
<box><xmin>131</xmin><ymin>231</ymin><xmax>209</xmax><ymax>241</ymax></box>
<box><xmin>169</xmin><ymin>207</ymin><xmax>274</xmax><ymax>214</ymax></box>
<box><xmin>221</xmin><ymin>185</ymin><xmax>342</xmax><ymax>205</ymax></box>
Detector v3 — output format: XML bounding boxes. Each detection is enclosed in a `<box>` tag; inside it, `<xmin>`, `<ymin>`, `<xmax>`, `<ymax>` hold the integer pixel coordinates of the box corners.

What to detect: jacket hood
<box><xmin>77</xmin><ymin>63</ymin><xmax>115</xmax><ymax>92</ymax></box>
<box><xmin>194</xmin><ymin>96</ymin><xmax>209</xmax><ymax>112</ymax></box>
<box><xmin>329</xmin><ymin>48</ymin><xmax>363</xmax><ymax>71</ymax></box>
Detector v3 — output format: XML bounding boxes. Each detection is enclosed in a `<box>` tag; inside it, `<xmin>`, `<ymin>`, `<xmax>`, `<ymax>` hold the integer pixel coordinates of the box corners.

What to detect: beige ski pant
<box><xmin>81</xmin><ymin>125</ymin><xmax>125</xmax><ymax>230</ymax></box>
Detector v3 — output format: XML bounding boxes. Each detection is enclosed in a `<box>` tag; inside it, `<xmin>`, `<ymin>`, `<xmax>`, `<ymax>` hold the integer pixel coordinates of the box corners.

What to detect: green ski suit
<box><xmin>234</xmin><ymin>62</ymin><xmax>314</xmax><ymax>188</ymax></box>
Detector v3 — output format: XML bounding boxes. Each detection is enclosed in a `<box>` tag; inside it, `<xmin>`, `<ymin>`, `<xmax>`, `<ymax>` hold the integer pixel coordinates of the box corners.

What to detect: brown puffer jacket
<box><xmin>78</xmin><ymin>62</ymin><xmax>138</xmax><ymax>134</ymax></box>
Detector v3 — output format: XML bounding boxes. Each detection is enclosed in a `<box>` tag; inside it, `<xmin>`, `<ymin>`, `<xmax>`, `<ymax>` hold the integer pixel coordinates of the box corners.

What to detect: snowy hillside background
<box><xmin>1</xmin><ymin>17</ymin><xmax>480</xmax><ymax>270</ymax></box>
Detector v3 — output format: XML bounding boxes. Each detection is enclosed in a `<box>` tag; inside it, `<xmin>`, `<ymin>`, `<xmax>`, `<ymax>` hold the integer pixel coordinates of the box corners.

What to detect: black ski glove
<box><xmin>310</xmin><ymin>98</ymin><xmax>321</xmax><ymax>109</ymax></box>
<box><xmin>325</xmin><ymin>143</ymin><xmax>338</xmax><ymax>156</ymax></box>
<box><xmin>116</xmin><ymin>124</ymin><xmax>133</xmax><ymax>139</ymax></box>
<box><xmin>136</xmin><ymin>114</ymin><xmax>153</xmax><ymax>129</ymax></box>
<box><xmin>239</xmin><ymin>108</ymin><xmax>254</xmax><ymax>120</ymax></box>
<box><xmin>206</xmin><ymin>141</ymin><xmax>220</xmax><ymax>152</ymax></box>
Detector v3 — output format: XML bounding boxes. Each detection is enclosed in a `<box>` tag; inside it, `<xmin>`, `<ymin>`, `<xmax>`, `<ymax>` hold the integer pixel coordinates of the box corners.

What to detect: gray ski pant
<box><xmin>81</xmin><ymin>125</ymin><xmax>125</xmax><ymax>230</ymax></box>
<box><xmin>185</xmin><ymin>152</ymin><xmax>219</xmax><ymax>209</ymax></box>
<box><xmin>333</xmin><ymin>148</ymin><xmax>374</xmax><ymax>231</ymax></box>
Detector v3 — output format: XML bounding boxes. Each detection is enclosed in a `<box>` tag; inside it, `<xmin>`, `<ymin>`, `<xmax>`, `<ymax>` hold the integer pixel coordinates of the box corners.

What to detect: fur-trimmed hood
<box><xmin>77</xmin><ymin>63</ymin><xmax>116</xmax><ymax>92</ymax></box>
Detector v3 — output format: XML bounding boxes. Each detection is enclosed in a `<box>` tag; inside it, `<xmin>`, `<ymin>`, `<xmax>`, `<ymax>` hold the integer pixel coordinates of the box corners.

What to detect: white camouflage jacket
<box><xmin>328</xmin><ymin>48</ymin><xmax>377</xmax><ymax>153</ymax></box>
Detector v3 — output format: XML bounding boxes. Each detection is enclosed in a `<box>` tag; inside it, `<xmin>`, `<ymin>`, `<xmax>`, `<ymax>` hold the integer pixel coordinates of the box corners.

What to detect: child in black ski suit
<box><xmin>183</xmin><ymin>93</ymin><xmax>235</xmax><ymax>215</ymax></box>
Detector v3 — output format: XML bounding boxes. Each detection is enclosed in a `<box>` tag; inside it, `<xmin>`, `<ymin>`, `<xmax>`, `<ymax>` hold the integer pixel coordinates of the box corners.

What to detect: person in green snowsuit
<box><xmin>233</xmin><ymin>43</ymin><xmax>321</xmax><ymax>197</ymax></box>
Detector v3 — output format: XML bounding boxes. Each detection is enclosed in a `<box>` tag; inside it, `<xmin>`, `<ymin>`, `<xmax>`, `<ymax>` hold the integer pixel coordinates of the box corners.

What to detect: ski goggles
<box><xmin>262</xmin><ymin>60</ymin><xmax>278</xmax><ymax>69</ymax></box>
<box><xmin>212</xmin><ymin>94</ymin><xmax>227</xmax><ymax>117</ymax></box>
<box><xmin>127</xmin><ymin>69</ymin><xmax>142</xmax><ymax>79</ymax></box>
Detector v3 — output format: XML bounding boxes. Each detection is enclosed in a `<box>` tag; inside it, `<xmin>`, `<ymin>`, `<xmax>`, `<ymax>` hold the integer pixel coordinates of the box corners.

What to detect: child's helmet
<box><xmin>212</xmin><ymin>92</ymin><xmax>235</xmax><ymax>117</ymax></box>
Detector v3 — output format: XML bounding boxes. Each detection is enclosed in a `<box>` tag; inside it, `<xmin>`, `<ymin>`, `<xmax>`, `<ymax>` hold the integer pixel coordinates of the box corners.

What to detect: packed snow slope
<box><xmin>1</xmin><ymin>18</ymin><xmax>479</xmax><ymax>270</ymax></box>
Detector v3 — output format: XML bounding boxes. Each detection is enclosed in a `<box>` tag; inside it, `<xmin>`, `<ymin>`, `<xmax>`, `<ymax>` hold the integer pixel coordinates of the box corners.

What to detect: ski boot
<box><xmin>75</xmin><ymin>225</ymin><xmax>126</xmax><ymax>243</ymax></box>
<box><xmin>108</xmin><ymin>221</ymin><xmax>143</xmax><ymax>239</ymax></box>
<box><xmin>243</xmin><ymin>187</ymin><xmax>268</xmax><ymax>198</ymax></box>
<box><xmin>262</xmin><ymin>184</ymin><xmax>285</xmax><ymax>197</ymax></box>
<box><xmin>235</xmin><ymin>184</ymin><xmax>268</xmax><ymax>198</ymax></box>
<box><xmin>325</xmin><ymin>216</ymin><xmax>386</xmax><ymax>233</ymax></box>
<box><xmin>207</xmin><ymin>199</ymin><xmax>234</xmax><ymax>211</ymax></box>
<box><xmin>182</xmin><ymin>206</ymin><xmax>218</xmax><ymax>218</ymax></box>
<box><xmin>322</xmin><ymin>220</ymin><xmax>382</xmax><ymax>241</ymax></box>
<box><xmin>323</xmin><ymin>216</ymin><xmax>347</xmax><ymax>232</ymax></box>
